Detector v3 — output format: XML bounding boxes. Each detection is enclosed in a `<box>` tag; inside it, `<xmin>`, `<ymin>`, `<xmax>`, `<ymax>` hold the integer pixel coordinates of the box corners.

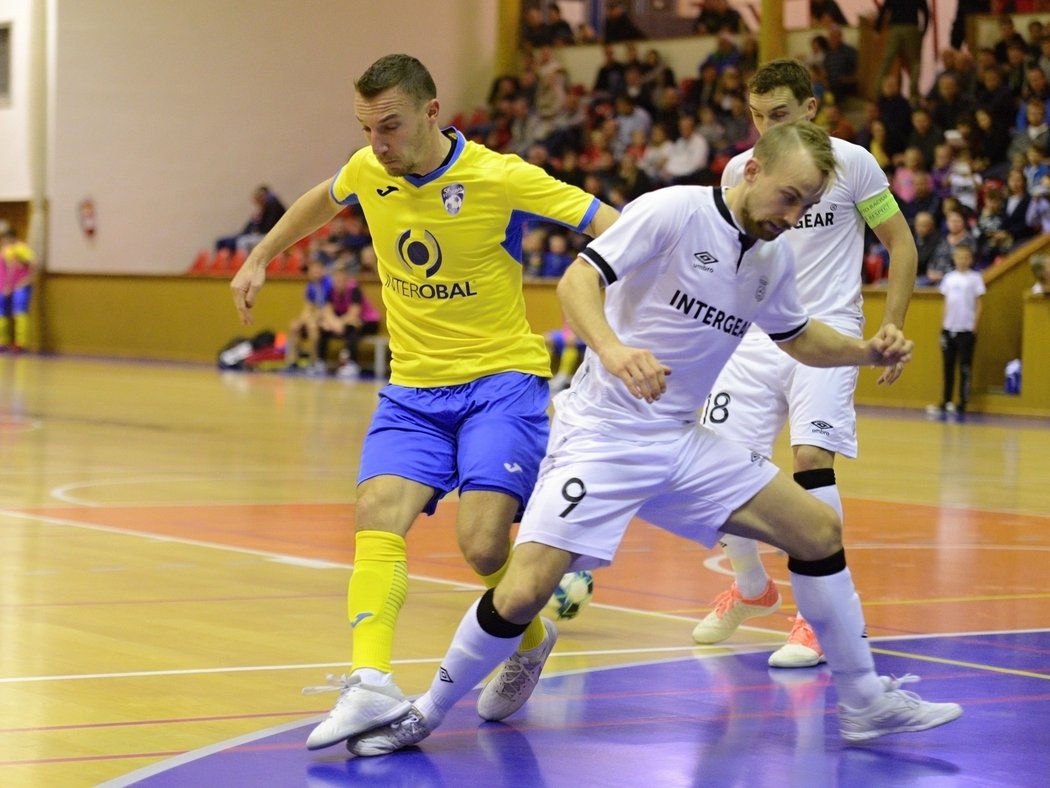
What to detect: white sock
<box><xmin>415</xmin><ymin>597</ymin><xmax>522</xmax><ymax>726</ymax></box>
<box><xmin>790</xmin><ymin>474</ymin><xmax>844</xmax><ymax>628</ymax></box>
<box><xmin>720</xmin><ymin>534</ymin><xmax>769</xmax><ymax>598</ymax></box>
<box><xmin>789</xmin><ymin>567</ymin><xmax>883</xmax><ymax>710</ymax></box>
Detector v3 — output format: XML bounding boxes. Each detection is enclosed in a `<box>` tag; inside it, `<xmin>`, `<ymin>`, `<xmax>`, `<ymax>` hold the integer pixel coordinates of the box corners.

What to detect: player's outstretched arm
<box><xmin>778</xmin><ymin>320</ymin><xmax>913</xmax><ymax>370</ymax></box>
<box><xmin>556</xmin><ymin>260</ymin><xmax>670</xmax><ymax>403</ymax></box>
<box><xmin>231</xmin><ymin>178</ymin><xmax>341</xmax><ymax>325</ymax></box>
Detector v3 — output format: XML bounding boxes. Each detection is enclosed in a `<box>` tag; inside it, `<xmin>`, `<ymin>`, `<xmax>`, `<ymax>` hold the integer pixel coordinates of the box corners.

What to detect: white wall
<box><xmin>0</xmin><ymin>0</ymin><xmax>35</xmax><ymax>200</ymax></box>
<box><xmin>42</xmin><ymin>0</ymin><xmax>498</xmax><ymax>274</ymax></box>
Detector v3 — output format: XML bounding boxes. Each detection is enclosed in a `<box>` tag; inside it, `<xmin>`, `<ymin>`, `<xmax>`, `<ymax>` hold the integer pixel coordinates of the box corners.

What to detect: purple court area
<box><xmin>107</xmin><ymin>632</ymin><xmax>1050</xmax><ymax>787</ymax></box>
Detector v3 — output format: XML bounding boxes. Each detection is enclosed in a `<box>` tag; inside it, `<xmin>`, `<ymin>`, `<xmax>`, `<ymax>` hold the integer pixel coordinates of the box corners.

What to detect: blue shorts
<box><xmin>359</xmin><ymin>371</ymin><xmax>550</xmax><ymax>519</ymax></box>
<box><xmin>2</xmin><ymin>286</ymin><xmax>32</xmax><ymax>315</ymax></box>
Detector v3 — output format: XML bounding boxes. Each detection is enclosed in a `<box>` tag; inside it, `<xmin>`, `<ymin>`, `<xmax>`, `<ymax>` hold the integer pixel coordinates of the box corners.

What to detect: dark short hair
<box><xmin>355</xmin><ymin>54</ymin><xmax>437</xmax><ymax>106</ymax></box>
<box><xmin>748</xmin><ymin>58</ymin><xmax>814</xmax><ymax>104</ymax></box>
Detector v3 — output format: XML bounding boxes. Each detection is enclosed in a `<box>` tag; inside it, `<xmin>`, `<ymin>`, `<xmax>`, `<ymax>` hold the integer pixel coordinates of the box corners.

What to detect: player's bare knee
<box><xmin>794</xmin><ymin>507</ymin><xmax>842</xmax><ymax>560</ymax></box>
<box><xmin>458</xmin><ymin>533</ymin><xmax>509</xmax><ymax>577</ymax></box>
<box><xmin>493</xmin><ymin>576</ymin><xmax>549</xmax><ymax>623</ymax></box>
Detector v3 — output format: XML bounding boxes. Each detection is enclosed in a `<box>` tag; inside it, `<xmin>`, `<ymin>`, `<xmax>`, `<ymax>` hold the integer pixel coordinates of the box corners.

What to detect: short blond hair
<box><xmin>752</xmin><ymin>120</ymin><xmax>837</xmax><ymax>185</ymax></box>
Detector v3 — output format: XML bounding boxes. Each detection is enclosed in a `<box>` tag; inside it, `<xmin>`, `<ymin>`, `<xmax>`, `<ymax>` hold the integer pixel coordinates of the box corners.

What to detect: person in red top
<box><xmin>318</xmin><ymin>259</ymin><xmax>381</xmax><ymax>379</ymax></box>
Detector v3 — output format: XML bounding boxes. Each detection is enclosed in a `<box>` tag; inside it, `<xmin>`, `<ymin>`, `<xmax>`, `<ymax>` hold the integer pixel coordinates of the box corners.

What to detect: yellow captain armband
<box><xmin>857</xmin><ymin>189</ymin><xmax>900</xmax><ymax>229</ymax></box>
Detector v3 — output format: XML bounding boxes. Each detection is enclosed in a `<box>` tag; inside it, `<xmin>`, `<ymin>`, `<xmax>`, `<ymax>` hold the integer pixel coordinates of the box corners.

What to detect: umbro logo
<box><xmin>439</xmin><ymin>667</ymin><xmax>454</xmax><ymax>683</ymax></box>
<box><xmin>750</xmin><ymin>452</ymin><xmax>765</xmax><ymax>465</ymax></box>
<box><xmin>377</xmin><ymin>185</ymin><xmax>399</xmax><ymax>197</ymax></box>
<box><xmin>810</xmin><ymin>420</ymin><xmax>835</xmax><ymax>431</ymax></box>
<box><xmin>692</xmin><ymin>251</ymin><xmax>718</xmax><ymax>271</ymax></box>
<box><xmin>504</xmin><ymin>462</ymin><xmax>523</xmax><ymax>473</ymax></box>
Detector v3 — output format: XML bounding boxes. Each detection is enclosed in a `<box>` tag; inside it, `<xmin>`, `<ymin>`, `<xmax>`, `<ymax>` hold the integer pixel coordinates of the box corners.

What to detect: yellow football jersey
<box><xmin>330</xmin><ymin>129</ymin><xmax>599</xmax><ymax>387</ymax></box>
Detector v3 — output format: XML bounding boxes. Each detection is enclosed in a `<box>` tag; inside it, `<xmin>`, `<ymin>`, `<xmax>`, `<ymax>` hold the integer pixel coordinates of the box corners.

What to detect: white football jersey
<box><xmin>722</xmin><ymin>136</ymin><xmax>889</xmax><ymax>324</ymax></box>
<box><xmin>560</xmin><ymin>185</ymin><xmax>809</xmax><ymax>440</ymax></box>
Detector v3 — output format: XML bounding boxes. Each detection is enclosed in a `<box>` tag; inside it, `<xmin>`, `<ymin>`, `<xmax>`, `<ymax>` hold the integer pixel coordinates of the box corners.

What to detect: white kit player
<box><xmin>342</xmin><ymin>121</ymin><xmax>960</xmax><ymax>757</ymax></box>
<box><xmin>691</xmin><ymin>59</ymin><xmax>918</xmax><ymax>667</ymax></box>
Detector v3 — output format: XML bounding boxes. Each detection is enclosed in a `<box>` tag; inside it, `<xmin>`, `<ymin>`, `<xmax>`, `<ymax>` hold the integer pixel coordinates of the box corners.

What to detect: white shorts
<box><xmin>515</xmin><ymin>418</ymin><xmax>781</xmax><ymax>570</ymax></box>
<box><xmin>702</xmin><ymin>331</ymin><xmax>859</xmax><ymax>459</ymax></box>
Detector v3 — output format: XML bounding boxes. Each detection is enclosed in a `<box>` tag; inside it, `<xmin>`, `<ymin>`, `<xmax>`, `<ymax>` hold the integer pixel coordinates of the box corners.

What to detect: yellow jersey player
<box><xmin>0</xmin><ymin>225</ymin><xmax>37</xmax><ymax>353</ymax></box>
<box><xmin>229</xmin><ymin>53</ymin><xmax>619</xmax><ymax>751</ymax></box>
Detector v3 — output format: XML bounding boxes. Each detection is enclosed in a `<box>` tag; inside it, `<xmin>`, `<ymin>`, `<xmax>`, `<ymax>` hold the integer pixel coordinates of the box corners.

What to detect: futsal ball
<box><xmin>544</xmin><ymin>570</ymin><xmax>594</xmax><ymax>621</ymax></box>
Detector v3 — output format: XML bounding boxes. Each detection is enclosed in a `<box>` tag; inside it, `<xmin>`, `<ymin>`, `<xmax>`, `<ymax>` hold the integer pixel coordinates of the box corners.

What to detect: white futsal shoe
<box><xmin>476</xmin><ymin>617</ymin><xmax>558</xmax><ymax>721</ymax></box>
<box><xmin>303</xmin><ymin>673</ymin><xmax>412</xmax><ymax>750</ymax></box>
<box><xmin>838</xmin><ymin>674</ymin><xmax>963</xmax><ymax>742</ymax></box>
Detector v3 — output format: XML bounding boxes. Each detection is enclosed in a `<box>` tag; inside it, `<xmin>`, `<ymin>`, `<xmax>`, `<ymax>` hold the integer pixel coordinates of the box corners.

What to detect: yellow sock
<box><xmin>479</xmin><ymin>553</ymin><xmax>547</xmax><ymax>651</ymax></box>
<box><xmin>13</xmin><ymin>314</ymin><xmax>28</xmax><ymax>348</ymax></box>
<box><xmin>348</xmin><ymin>530</ymin><xmax>408</xmax><ymax>673</ymax></box>
<box><xmin>0</xmin><ymin>316</ymin><xmax>10</xmax><ymax>346</ymax></box>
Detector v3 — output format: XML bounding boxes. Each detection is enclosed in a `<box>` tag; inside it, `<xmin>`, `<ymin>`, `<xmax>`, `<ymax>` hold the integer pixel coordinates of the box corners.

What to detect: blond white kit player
<box><xmin>343</xmin><ymin>121</ymin><xmax>960</xmax><ymax>756</ymax></box>
<box><xmin>691</xmin><ymin>59</ymin><xmax>918</xmax><ymax>667</ymax></box>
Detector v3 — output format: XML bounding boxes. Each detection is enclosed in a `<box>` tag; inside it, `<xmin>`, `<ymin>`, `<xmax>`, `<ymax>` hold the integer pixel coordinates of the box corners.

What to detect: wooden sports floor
<box><xmin>1</xmin><ymin>355</ymin><xmax>1048</xmax><ymax>787</ymax></box>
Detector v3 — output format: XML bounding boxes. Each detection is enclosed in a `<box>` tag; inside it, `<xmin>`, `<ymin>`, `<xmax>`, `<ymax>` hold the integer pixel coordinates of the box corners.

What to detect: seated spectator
<box><xmin>611</xmin><ymin>94</ymin><xmax>652</xmax><ymax>156</ymax></box>
<box><xmin>702</xmin><ymin>35</ymin><xmax>742</xmax><ymax>78</ymax></box>
<box><xmin>216</xmin><ymin>185</ymin><xmax>286</xmax><ymax>254</ymax></box>
<box><xmin>537</xmin><ymin>232</ymin><xmax>575</xmax><ymax>278</ymax></box>
<box><xmin>973</xmin><ymin>187</ymin><xmax>1012</xmax><ymax>267</ymax></box>
<box><xmin>697</xmin><ymin>105</ymin><xmax>729</xmax><ymax>154</ymax></box>
<box><xmin>593</xmin><ymin>44</ymin><xmax>625</xmax><ymax>99</ymax></box>
<box><xmin>1002</xmin><ymin>168</ymin><xmax>1035</xmax><ymax>245</ymax></box>
<box><xmin>1023</xmin><ymin>142</ymin><xmax>1050</xmax><ymax>193</ymax></box>
<box><xmin>1031</xmin><ymin>253</ymin><xmax>1050</xmax><ymax>294</ymax></box>
<box><xmin>1007</xmin><ymin>98</ymin><xmax>1050</xmax><ymax>162</ymax></box>
<box><xmin>975</xmin><ymin>66</ymin><xmax>1016</xmax><ymax>123</ymax></box>
<box><xmin>693</xmin><ymin>0</ymin><xmax>743</xmax><ymax>34</ymax></box>
<box><xmin>993</xmin><ymin>14</ymin><xmax>1026</xmax><ymax>64</ymax></box>
<box><xmin>811</xmin><ymin>0</ymin><xmax>848</xmax><ymax>26</ymax></box>
<box><xmin>892</xmin><ymin>147</ymin><xmax>925</xmax><ymax>203</ymax></box>
<box><xmin>1019</xmin><ymin>65</ymin><xmax>1050</xmax><ymax>121</ymax></box>
<box><xmin>912</xmin><ymin>211</ymin><xmax>944</xmax><ymax>281</ymax></box>
<box><xmin>877</xmin><ymin>73</ymin><xmax>913</xmax><ymax>161</ymax></box>
<box><xmin>614</xmin><ymin>151</ymin><xmax>654</xmax><ymax>202</ymax></box>
<box><xmin>1025</xmin><ymin>173</ymin><xmax>1050</xmax><ymax>235</ymax></box>
<box><xmin>639</xmin><ymin>121</ymin><xmax>674</xmax><ymax>183</ymax></box>
<box><xmin>823</xmin><ymin>24</ymin><xmax>859</xmax><ymax>100</ymax></box>
<box><xmin>903</xmin><ymin>108</ymin><xmax>943</xmax><ymax>173</ymax></box>
<box><xmin>603</xmin><ymin>0</ymin><xmax>646</xmax><ymax>43</ymax></box>
<box><xmin>971</xmin><ymin>108</ymin><xmax>1012</xmax><ymax>180</ymax></box>
<box><xmin>864</xmin><ymin>118</ymin><xmax>892</xmax><ymax>171</ymax></box>
<box><xmin>683</xmin><ymin>61</ymin><xmax>720</xmax><ymax>119</ymax></box>
<box><xmin>318</xmin><ymin>260</ymin><xmax>381</xmax><ymax>379</ymax></box>
<box><xmin>930</xmin><ymin>142</ymin><xmax>955</xmax><ymax>199</ymax></box>
<box><xmin>285</xmin><ymin>258</ymin><xmax>331</xmax><ymax>374</ymax></box>
<box><xmin>521</xmin><ymin>6</ymin><xmax>552</xmax><ymax>49</ymax></box>
<box><xmin>661</xmin><ymin>113</ymin><xmax>711</xmax><ymax>185</ymax></box>
<box><xmin>903</xmin><ymin>170</ymin><xmax>944</xmax><ymax>228</ymax></box>
<box><xmin>641</xmin><ymin>47</ymin><xmax>677</xmax><ymax>94</ymax></box>
<box><xmin>546</xmin><ymin>3</ymin><xmax>576</xmax><ymax>46</ymax></box>
<box><xmin>821</xmin><ymin>102</ymin><xmax>856</xmax><ymax>142</ymax></box>
<box><xmin>927</xmin><ymin>73</ymin><xmax>975</xmax><ymax>134</ymax></box>
<box><xmin>947</xmin><ymin>148</ymin><xmax>982</xmax><ymax>212</ymax></box>
<box><xmin>924</xmin><ymin>209</ymin><xmax>977</xmax><ymax>285</ymax></box>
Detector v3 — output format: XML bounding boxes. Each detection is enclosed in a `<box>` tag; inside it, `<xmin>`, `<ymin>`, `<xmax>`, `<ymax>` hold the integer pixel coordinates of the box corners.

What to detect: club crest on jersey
<box><xmin>396</xmin><ymin>228</ymin><xmax>443</xmax><ymax>277</ymax></box>
<box><xmin>756</xmin><ymin>275</ymin><xmax>768</xmax><ymax>302</ymax></box>
<box><xmin>441</xmin><ymin>183</ymin><xmax>465</xmax><ymax>216</ymax></box>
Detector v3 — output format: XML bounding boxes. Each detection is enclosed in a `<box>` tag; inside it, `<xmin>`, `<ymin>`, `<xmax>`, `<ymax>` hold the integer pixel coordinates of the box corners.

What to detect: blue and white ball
<box><xmin>544</xmin><ymin>570</ymin><xmax>594</xmax><ymax>621</ymax></box>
